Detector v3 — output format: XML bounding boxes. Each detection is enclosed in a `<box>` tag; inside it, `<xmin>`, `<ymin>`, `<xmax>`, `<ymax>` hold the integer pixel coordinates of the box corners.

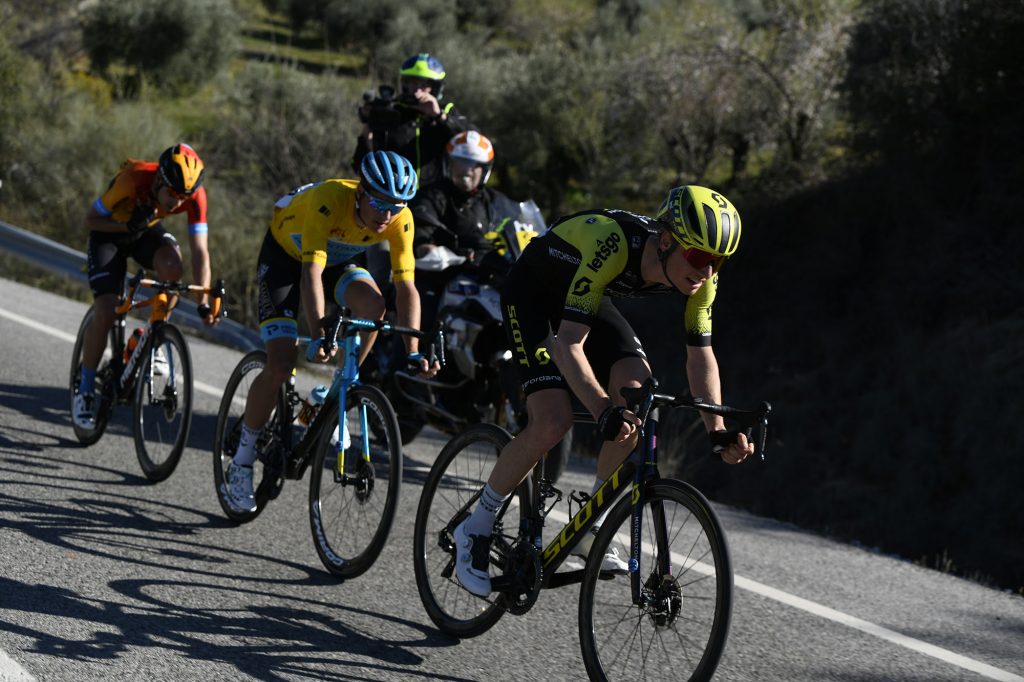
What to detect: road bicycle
<box><xmin>212</xmin><ymin>310</ymin><xmax>438</xmax><ymax>579</ymax></box>
<box><xmin>69</xmin><ymin>271</ymin><xmax>225</xmax><ymax>481</ymax></box>
<box><xmin>412</xmin><ymin>377</ymin><xmax>770</xmax><ymax>681</ymax></box>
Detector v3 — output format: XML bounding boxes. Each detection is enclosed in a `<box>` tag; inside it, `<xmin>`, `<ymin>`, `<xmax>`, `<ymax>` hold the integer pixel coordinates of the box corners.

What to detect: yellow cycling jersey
<box><xmin>269</xmin><ymin>179</ymin><xmax>416</xmax><ymax>281</ymax></box>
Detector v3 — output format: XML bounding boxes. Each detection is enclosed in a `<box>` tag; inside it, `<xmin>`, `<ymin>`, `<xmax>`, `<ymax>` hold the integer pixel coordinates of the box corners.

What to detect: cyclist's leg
<box><xmin>235</xmin><ymin>235</ymin><xmax>301</xmax><ymax>463</ymax></box>
<box><xmin>570</xmin><ymin>300</ymin><xmax>650</xmax><ymax>570</ymax></box>
<box><xmin>139</xmin><ymin>226</ymin><xmax>184</xmax><ymax>312</ymax></box>
<box><xmin>82</xmin><ymin>233</ymin><xmax>127</xmax><ymax>374</ymax></box>
<box><xmin>329</xmin><ymin>264</ymin><xmax>383</xmax><ymax>365</ymax></box>
<box><xmin>585</xmin><ymin>298</ymin><xmax>651</xmax><ymax>481</ymax></box>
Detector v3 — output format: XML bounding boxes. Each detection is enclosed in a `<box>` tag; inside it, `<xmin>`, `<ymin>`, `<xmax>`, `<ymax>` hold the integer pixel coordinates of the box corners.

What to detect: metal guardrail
<box><xmin>0</xmin><ymin>219</ymin><xmax>262</xmax><ymax>352</ymax></box>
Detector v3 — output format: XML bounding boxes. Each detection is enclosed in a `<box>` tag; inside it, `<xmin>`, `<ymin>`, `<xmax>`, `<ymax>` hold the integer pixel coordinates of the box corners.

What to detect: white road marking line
<box><xmin>0</xmin><ymin>307</ymin><xmax>223</xmax><ymax>399</ymax></box>
<box><xmin>547</xmin><ymin>507</ymin><xmax>1023</xmax><ymax>682</ymax></box>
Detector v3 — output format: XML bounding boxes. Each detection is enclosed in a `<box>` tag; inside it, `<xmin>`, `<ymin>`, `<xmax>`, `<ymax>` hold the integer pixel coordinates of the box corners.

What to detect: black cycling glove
<box><xmin>709</xmin><ymin>429</ymin><xmax>741</xmax><ymax>454</ymax></box>
<box><xmin>597</xmin><ymin>405</ymin><xmax>628</xmax><ymax>441</ymax></box>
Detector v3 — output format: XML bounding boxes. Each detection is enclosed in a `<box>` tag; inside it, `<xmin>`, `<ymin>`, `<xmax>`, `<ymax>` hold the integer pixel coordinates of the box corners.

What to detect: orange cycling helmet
<box><xmin>158</xmin><ymin>143</ymin><xmax>205</xmax><ymax>196</ymax></box>
<box><xmin>656</xmin><ymin>185</ymin><xmax>741</xmax><ymax>257</ymax></box>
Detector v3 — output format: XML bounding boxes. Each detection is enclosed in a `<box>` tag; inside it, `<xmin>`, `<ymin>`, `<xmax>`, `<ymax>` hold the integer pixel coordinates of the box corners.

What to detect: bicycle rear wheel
<box><xmin>213</xmin><ymin>350</ymin><xmax>286</xmax><ymax>523</ymax></box>
<box><xmin>308</xmin><ymin>383</ymin><xmax>402</xmax><ymax>579</ymax></box>
<box><xmin>579</xmin><ymin>479</ymin><xmax>733</xmax><ymax>682</ymax></box>
<box><xmin>412</xmin><ymin>423</ymin><xmax>523</xmax><ymax>638</ymax></box>
<box><xmin>133</xmin><ymin>324</ymin><xmax>193</xmax><ymax>482</ymax></box>
<box><xmin>69</xmin><ymin>306</ymin><xmax>114</xmax><ymax>445</ymax></box>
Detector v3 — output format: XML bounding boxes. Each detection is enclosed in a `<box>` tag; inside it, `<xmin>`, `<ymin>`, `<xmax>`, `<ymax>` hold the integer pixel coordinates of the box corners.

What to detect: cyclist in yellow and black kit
<box><xmin>453</xmin><ymin>185</ymin><xmax>756</xmax><ymax>596</ymax></box>
<box><xmin>224</xmin><ymin>151</ymin><xmax>436</xmax><ymax>513</ymax></box>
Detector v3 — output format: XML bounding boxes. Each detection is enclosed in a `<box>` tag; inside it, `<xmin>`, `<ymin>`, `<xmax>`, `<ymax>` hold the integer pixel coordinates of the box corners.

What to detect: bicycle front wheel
<box><xmin>412</xmin><ymin>423</ymin><xmax>521</xmax><ymax>638</ymax></box>
<box><xmin>133</xmin><ymin>324</ymin><xmax>193</xmax><ymax>482</ymax></box>
<box><xmin>579</xmin><ymin>479</ymin><xmax>733</xmax><ymax>682</ymax></box>
<box><xmin>308</xmin><ymin>383</ymin><xmax>402</xmax><ymax>579</ymax></box>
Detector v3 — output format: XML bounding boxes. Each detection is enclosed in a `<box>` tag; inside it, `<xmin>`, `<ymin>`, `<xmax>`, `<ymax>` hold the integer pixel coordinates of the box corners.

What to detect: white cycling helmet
<box><xmin>445</xmin><ymin>130</ymin><xmax>495</xmax><ymax>189</ymax></box>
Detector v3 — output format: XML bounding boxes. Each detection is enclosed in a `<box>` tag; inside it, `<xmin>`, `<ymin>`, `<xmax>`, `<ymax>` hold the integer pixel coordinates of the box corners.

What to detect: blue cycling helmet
<box><xmin>359</xmin><ymin>151</ymin><xmax>417</xmax><ymax>201</ymax></box>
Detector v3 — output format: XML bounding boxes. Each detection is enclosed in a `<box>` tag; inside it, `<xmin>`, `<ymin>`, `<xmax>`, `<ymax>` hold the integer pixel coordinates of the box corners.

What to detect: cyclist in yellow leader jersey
<box><xmin>454</xmin><ymin>185</ymin><xmax>756</xmax><ymax>596</ymax></box>
<box><xmin>224</xmin><ymin>151</ymin><xmax>435</xmax><ymax>513</ymax></box>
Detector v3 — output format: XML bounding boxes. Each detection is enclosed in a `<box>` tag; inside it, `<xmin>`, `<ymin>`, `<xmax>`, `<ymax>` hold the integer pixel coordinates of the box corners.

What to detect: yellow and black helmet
<box><xmin>157</xmin><ymin>143</ymin><xmax>205</xmax><ymax>196</ymax></box>
<box><xmin>399</xmin><ymin>53</ymin><xmax>446</xmax><ymax>99</ymax></box>
<box><xmin>656</xmin><ymin>185</ymin><xmax>742</xmax><ymax>257</ymax></box>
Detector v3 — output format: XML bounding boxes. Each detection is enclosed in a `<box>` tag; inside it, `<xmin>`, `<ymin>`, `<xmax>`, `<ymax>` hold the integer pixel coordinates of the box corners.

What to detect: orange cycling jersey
<box><xmin>269</xmin><ymin>179</ymin><xmax>416</xmax><ymax>281</ymax></box>
<box><xmin>91</xmin><ymin>159</ymin><xmax>208</xmax><ymax>235</ymax></box>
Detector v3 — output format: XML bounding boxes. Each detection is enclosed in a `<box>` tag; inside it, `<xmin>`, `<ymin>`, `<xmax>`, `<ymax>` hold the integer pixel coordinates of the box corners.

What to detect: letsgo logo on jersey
<box><xmin>586</xmin><ymin>233</ymin><xmax>621</xmax><ymax>273</ymax></box>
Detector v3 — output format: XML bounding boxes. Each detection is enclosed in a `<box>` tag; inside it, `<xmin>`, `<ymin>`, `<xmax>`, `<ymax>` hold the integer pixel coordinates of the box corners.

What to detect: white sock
<box><xmin>233</xmin><ymin>423</ymin><xmax>260</xmax><ymax>467</ymax></box>
<box><xmin>465</xmin><ymin>483</ymin><xmax>509</xmax><ymax>537</ymax></box>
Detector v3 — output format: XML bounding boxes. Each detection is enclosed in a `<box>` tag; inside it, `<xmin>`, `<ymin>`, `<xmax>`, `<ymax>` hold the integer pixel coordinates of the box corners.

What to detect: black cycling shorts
<box><xmin>501</xmin><ymin>281</ymin><xmax>647</xmax><ymax>397</ymax></box>
<box><xmin>255</xmin><ymin>231</ymin><xmax>374</xmax><ymax>342</ymax></box>
<box><xmin>86</xmin><ymin>225</ymin><xmax>179</xmax><ymax>298</ymax></box>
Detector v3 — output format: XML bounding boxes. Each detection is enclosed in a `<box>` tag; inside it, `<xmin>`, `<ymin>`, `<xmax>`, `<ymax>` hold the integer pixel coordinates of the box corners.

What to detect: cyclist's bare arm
<box><xmin>301</xmin><ymin>261</ymin><xmax>333</xmax><ymax>363</ymax></box>
<box><xmin>686</xmin><ymin>343</ymin><xmax>753</xmax><ymax>463</ymax></box>
<box><xmin>393</xmin><ymin>279</ymin><xmax>422</xmax><ymax>354</ymax></box>
<box><xmin>187</xmin><ymin>232</ymin><xmax>212</xmax><ymax>296</ymax></box>
<box><xmin>551</xmin><ymin>319</ymin><xmax>638</xmax><ymax>442</ymax></box>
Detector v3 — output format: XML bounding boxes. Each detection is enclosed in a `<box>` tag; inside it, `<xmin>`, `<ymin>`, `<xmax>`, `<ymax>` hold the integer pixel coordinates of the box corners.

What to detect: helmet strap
<box><xmin>657</xmin><ymin>237</ymin><xmax>681</xmax><ymax>291</ymax></box>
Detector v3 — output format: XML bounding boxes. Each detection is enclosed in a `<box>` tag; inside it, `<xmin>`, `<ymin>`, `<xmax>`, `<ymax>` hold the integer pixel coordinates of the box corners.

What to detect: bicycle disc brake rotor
<box><xmin>642</xmin><ymin>572</ymin><xmax>683</xmax><ymax>629</ymax></box>
<box><xmin>352</xmin><ymin>458</ymin><xmax>375</xmax><ymax>503</ymax></box>
<box><xmin>501</xmin><ymin>540</ymin><xmax>542</xmax><ymax>615</ymax></box>
<box><xmin>161</xmin><ymin>384</ymin><xmax>178</xmax><ymax>421</ymax></box>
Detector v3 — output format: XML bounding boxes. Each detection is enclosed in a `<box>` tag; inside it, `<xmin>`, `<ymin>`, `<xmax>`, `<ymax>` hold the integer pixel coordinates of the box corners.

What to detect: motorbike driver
<box><xmin>410</xmin><ymin>130</ymin><xmax>520</xmax><ymax>330</ymax></box>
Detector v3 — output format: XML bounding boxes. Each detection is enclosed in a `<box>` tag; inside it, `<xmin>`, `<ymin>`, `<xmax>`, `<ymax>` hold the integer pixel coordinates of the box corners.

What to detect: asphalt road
<box><xmin>0</xmin><ymin>277</ymin><xmax>1021</xmax><ymax>681</ymax></box>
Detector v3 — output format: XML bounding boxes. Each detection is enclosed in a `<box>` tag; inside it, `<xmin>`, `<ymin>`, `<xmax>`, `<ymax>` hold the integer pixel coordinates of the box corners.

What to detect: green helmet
<box><xmin>399</xmin><ymin>53</ymin><xmax>446</xmax><ymax>99</ymax></box>
<box><xmin>656</xmin><ymin>185</ymin><xmax>742</xmax><ymax>257</ymax></box>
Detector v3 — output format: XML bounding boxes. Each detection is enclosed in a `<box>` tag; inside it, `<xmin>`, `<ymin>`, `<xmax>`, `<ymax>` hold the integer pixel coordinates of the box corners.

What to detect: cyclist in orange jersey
<box><xmin>73</xmin><ymin>143</ymin><xmax>219</xmax><ymax>429</ymax></box>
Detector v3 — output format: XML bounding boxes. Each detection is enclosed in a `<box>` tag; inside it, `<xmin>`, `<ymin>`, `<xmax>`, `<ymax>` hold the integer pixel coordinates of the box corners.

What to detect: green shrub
<box><xmin>82</xmin><ymin>0</ymin><xmax>239</xmax><ymax>96</ymax></box>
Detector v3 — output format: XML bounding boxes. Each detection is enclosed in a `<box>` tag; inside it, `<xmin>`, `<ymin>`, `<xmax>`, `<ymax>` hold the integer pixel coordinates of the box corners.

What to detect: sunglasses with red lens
<box><xmin>683</xmin><ymin>247</ymin><xmax>725</xmax><ymax>271</ymax></box>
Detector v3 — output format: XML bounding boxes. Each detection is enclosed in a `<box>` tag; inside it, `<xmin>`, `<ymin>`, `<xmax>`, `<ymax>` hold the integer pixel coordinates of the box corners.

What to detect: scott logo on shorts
<box><xmin>585</xmin><ymin>233</ymin><xmax>621</xmax><ymax>273</ymax></box>
<box><xmin>507</xmin><ymin>305</ymin><xmax>530</xmax><ymax>367</ymax></box>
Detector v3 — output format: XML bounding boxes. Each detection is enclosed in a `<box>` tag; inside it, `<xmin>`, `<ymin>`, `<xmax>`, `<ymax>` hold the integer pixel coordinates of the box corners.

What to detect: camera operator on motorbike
<box><xmin>453</xmin><ymin>186</ymin><xmax>756</xmax><ymax>596</ymax></box>
<box><xmin>223</xmin><ymin>151</ymin><xmax>438</xmax><ymax>514</ymax></box>
<box><xmin>411</xmin><ymin>130</ymin><xmax>519</xmax><ymax>331</ymax></box>
<box><xmin>353</xmin><ymin>53</ymin><xmax>473</xmax><ymax>190</ymax></box>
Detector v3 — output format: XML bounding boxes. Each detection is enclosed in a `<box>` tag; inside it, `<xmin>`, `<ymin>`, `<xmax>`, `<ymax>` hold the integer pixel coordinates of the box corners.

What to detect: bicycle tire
<box><xmin>212</xmin><ymin>350</ymin><xmax>286</xmax><ymax>523</ymax></box>
<box><xmin>579</xmin><ymin>479</ymin><xmax>733</xmax><ymax>682</ymax></box>
<box><xmin>133</xmin><ymin>324</ymin><xmax>193</xmax><ymax>482</ymax></box>
<box><xmin>308</xmin><ymin>383</ymin><xmax>402</xmax><ymax>579</ymax></box>
<box><xmin>412</xmin><ymin>422</ymin><xmax>525</xmax><ymax>638</ymax></box>
<box><xmin>69</xmin><ymin>306</ymin><xmax>113</xmax><ymax>445</ymax></box>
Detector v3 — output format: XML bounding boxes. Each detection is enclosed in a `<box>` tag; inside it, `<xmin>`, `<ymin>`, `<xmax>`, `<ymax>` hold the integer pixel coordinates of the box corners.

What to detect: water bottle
<box><xmin>123</xmin><ymin>327</ymin><xmax>144</xmax><ymax>364</ymax></box>
<box><xmin>296</xmin><ymin>384</ymin><xmax>329</xmax><ymax>426</ymax></box>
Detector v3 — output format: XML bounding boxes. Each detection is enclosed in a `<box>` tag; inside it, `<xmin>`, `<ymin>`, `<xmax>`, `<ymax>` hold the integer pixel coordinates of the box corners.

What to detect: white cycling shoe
<box><xmin>453</xmin><ymin>520</ymin><xmax>493</xmax><ymax>596</ymax></box>
<box><xmin>72</xmin><ymin>391</ymin><xmax>96</xmax><ymax>429</ymax></box>
<box><xmin>152</xmin><ymin>346</ymin><xmax>170</xmax><ymax>377</ymax></box>
<box><xmin>226</xmin><ymin>460</ymin><xmax>257</xmax><ymax>513</ymax></box>
<box><xmin>572</xmin><ymin>528</ymin><xmax>629</xmax><ymax>573</ymax></box>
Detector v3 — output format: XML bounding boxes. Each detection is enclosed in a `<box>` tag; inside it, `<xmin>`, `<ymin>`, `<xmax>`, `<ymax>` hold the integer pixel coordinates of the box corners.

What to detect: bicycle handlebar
<box><xmin>115</xmin><ymin>271</ymin><xmax>228</xmax><ymax>319</ymax></box>
<box><xmin>620</xmin><ymin>378</ymin><xmax>772</xmax><ymax>460</ymax></box>
<box><xmin>315</xmin><ymin>310</ymin><xmax>445</xmax><ymax>367</ymax></box>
